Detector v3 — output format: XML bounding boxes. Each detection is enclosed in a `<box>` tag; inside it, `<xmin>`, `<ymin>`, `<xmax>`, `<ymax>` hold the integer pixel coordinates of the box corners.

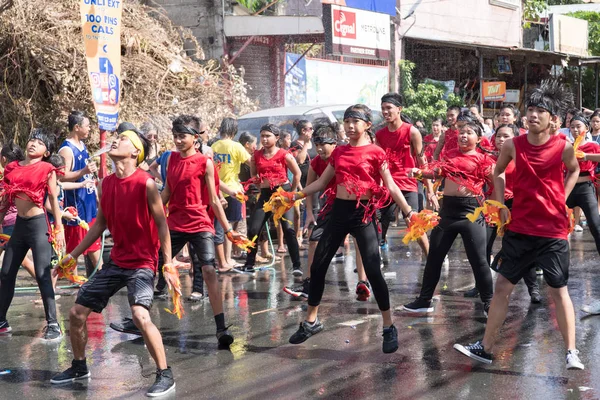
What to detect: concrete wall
<box><xmin>151</xmin><ymin>0</ymin><xmax>226</xmax><ymax>60</ymax></box>
<box><xmin>398</xmin><ymin>0</ymin><xmax>522</xmax><ymax>48</ymax></box>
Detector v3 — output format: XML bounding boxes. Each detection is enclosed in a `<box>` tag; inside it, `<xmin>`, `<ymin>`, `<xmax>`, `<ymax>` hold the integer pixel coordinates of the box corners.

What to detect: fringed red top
<box><xmin>246</xmin><ymin>148</ymin><xmax>289</xmax><ymax>190</ymax></box>
<box><xmin>1</xmin><ymin>161</ymin><xmax>58</xmax><ymax>211</ymax></box>
<box><xmin>329</xmin><ymin>143</ymin><xmax>391</xmax><ymax>222</ymax></box>
<box><xmin>577</xmin><ymin>141</ymin><xmax>600</xmax><ymax>179</ymax></box>
<box><xmin>423</xmin><ymin>134</ymin><xmax>439</xmax><ymax>163</ymax></box>
<box><xmin>376</xmin><ymin>124</ymin><xmax>417</xmax><ymax>192</ymax></box>
<box><xmin>441</xmin><ymin>128</ymin><xmax>459</xmax><ymax>159</ymax></box>
<box><xmin>426</xmin><ymin>149</ymin><xmax>494</xmax><ymax>197</ymax></box>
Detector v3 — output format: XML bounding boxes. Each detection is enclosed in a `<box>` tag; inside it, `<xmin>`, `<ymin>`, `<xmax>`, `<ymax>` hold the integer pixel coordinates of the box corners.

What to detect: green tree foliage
<box><xmin>399</xmin><ymin>60</ymin><xmax>463</xmax><ymax>126</ymax></box>
<box><xmin>523</xmin><ymin>0</ymin><xmax>547</xmax><ymax>27</ymax></box>
<box><xmin>567</xmin><ymin>11</ymin><xmax>600</xmax><ymax>56</ymax></box>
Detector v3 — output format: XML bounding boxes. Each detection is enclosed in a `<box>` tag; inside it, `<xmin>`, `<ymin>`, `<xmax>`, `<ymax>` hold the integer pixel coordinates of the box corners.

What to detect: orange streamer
<box><xmin>0</xmin><ymin>233</ymin><xmax>10</xmax><ymax>248</ymax></box>
<box><xmin>466</xmin><ymin>200</ymin><xmax>511</xmax><ymax>236</ymax></box>
<box><xmin>402</xmin><ymin>210</ymin><xmax>440</xmax><ymax>244</ymax></box>
<box><xmin>227</xmin><ymin>233</ymin><xmax>257</xmax><ymax>253</ymax></box>
<box><xmin>568</xmin><ymin>208</ymin><xmax>575</xmax><ymax>234</ymax></box>
<box><xmin>235</xmin><ymin>192</ymin><xmax>248</xmax><ymax>203</ymax></box>
<box><xmin>64</xmin><ymin>206</ymin><xmax>90</xmax><ymax>230</ymax></box>
<box><xmin>263</xmin><ymin>187</ymin><xmax>301</xmax><ymax>226</ymax></box>
<box><xmin>55</xmin><ymin>254</ymin><xmax>88</xmax><ymax>285</ymax></box>
<box><xmin>163</xmin><ymin>263</ymin><xmax>185</xmax><ymax>319</ymax></box>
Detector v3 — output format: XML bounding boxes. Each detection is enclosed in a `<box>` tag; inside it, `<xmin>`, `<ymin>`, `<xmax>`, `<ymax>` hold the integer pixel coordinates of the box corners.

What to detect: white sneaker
<box><xmin>574</xmin><ymin>225</ymin><xmax>584</xmax><ymax>232</ymax></box>
<box><xmin>582</xmin><ymin>299</ymin><xmax>600</xmax><ymax>315</ymax></box>
<box><xmin>566</xmin><ymin>349</ymin><xmax>584</xmax><ymax>370</ymax></box>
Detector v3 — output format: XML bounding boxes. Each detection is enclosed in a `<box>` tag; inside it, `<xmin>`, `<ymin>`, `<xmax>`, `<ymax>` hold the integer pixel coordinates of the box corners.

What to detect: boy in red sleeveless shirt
<box><xmin>376</xmin><ymin>92</ymin><xmax>438</xmax><ymax>255</ymax></box>
<box><xmin>433</xmin><ymin>106</ymin><xmax>461</xmax><ymax>160</ymax></box>
<box><xmin>454</xmin><ymin>81</ymin><xmax>584</xmax><ymax>371</ymax></box>
<box><xmin>51</xmin><ymin>127</ymin><xmax>176</xmax><ymax>396</ymax></box>
<box><xmin>158</xmin><ymin>115</ymin><xmax>242</xmax><ymax>346</ymax></box>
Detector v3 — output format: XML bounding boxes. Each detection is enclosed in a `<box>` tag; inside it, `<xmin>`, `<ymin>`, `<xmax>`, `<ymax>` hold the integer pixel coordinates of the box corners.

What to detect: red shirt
<box><xmin>577</xmin><ymin>141</ymin><xmax>600</xmax><ymax>177</ymax></box>
<box><xmin>504</xmin><ymin>160</ymin><xmax>516</xmax><ymax>200</ymax></box>
<box><xmin>437</xmin><ymin>149</ymin><xmax>494</xmax><ymax>196</ymax></box>
<box><xmin>310</xmin><ymin>156</ymin><xmax>336</xmax><ymax>192</ymax></box>
<box><xmin>509</xmin><ymin>135</ymin><xmax>568</xmax><ymax>240</ymax></box>
<box><xmin>167</xmin><ymin>152</ymin><xmax>214</xmax><ymax>234</ymax></box>
<box><xmin>376</xmin><ymin>123</ymin><xmax>417</xmax><ymax>192</ymax></box>
<box><xmin>101</xmin><ymin>169</ymin><xmax>159</xmax><ymax>271</ymax></box>
<box><xmin>254</xmin><ymin>148</ymin><xmax>289</xmax><ymax>186</ymax></box>
<box><xmin>441</xmin><ymin>128</ymin><xmax>459</xmax><ymax>159</ymax></box>
<box><xmin>423</xmin><ymin>134</ymin><xmax>439</xmax><ymax>163</ymax></box>
<box><xmin>3</xmin><ymin>160</ymin><xmax>55</xmax><ymax>208</ymax></box>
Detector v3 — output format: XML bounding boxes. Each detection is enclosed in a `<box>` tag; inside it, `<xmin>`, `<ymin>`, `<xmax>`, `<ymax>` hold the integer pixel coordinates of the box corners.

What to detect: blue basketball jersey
<box><xmin>59</xmin><ymin>139</ymin><xmax>97</xmax><ymax>224</ymax></box>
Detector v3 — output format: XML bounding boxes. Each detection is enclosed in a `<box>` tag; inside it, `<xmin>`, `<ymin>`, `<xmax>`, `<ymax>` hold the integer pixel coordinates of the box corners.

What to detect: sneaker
<box><xmin>0</xmin><ymin>320</ymin><xmax>11</xmax><ymax>334</ymax></box>
<box><xmin>566</xmin><ymin>349</ymin><xmax>584</xmax><ymax>370</ymax></box>
<box><xmin>284</xmin><ymin>278</ymin><xmax>309</xmax><ymax>299</ymax></box>
<box><xmin>574</xmin><ymin>224</ymin><xmax>584</xmax><ymax>232</ymax></box>
<box><xmin>238</xmin><ymin>265</ymin><xmax>256</xmax><ymax>274</ymax></box>
<box><xmin>50</xmin><ymin>360</ymin><xmax>90</xmax><ymax>384</ymax></box>
<box><xmin>216</xmin><ymin>327</ymin><xmax>234</xmax><ymax>347</ymax></box>
<box><xmin>536</xmin><ymin>268</ymin><xmax>543</xmax><ymax>276</ymax></box>
<box><xmin>333</xmin><ymin>252</ymin><xmax>344</xmax><ymax>262</ymax></box>
<box><xmin>188</xmin><ymin>292</ymin><xmax>204</xmax><ymax>302</ymax></box>
<box><xmin>292</xmin><ymin>268</ymin><xmax>303</xmax><ymax>277</ymax></box>
<box><xmin>153</xmin><ymin>289</ymin><xmax>168</xmax><ymax>300</ymax></box>
<box><xmin>110</xmin><ymin>318</ymin><xmax>142</xmax><ymax>335</ymax></box>
<box><xmin>530</xmin><ymin>290</ymin><xmax>542</xmax><ymax>304</ymax></box>
<box><xmin>483</xmin><ymin>302</ymin><xmax>490</xmax><ymax>318</ymax></box>
<box><xmin>289</xmin><ymin>319</ymin><xmax>324</xmax><ymax>344</ymax></box>
<box><xmin>582</xmin><ymin>300</ymin><xmax>600</xmax><ymax>314</ymax></box>
<box><xmin>146</xmin><ymin>367</ymin><xmax>176</xmax><ymax>397</ymax></box>
<box><xmin>464</xmin><ymin>287</ymin><xmax>479</xmax><ymax>298</ymax></box>
<box><xmin>356</xmin><ymin>281</ymin><xmax>371</xmax><ymax>301</ymax></box>
<box><xmin>443</xmin><ymin>256</ymin><xmax>450</xmax><ymax>267</ymax></box>
<box><xmin>380</xmin><ymin>241</ymin><xmax>388</xmax><ymax>250</ymax></box>
<box><xmin>403</xmin><ymin>297</ymin><xmax>434</xmax><ymax>313</ymax></box>
<box><xmin>42</xmin><ymin>323</ymin><xmax>62</xmax><ymax>341</ymax></box>
<box><xmin>382</xmin><ymin>325</ymin><xmax>398</xmax><ymax>354</ymax></box>
<box><xmin>453</xmin><ymin>341</ymin><xmax>493</xmax><ymax>364</ymax></box>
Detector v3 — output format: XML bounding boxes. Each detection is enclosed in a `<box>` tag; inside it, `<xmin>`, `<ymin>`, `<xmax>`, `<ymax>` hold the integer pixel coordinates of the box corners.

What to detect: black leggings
<box><xmin>244</xmin><ymin>187</ymin><xmax>301</xmax><ymax>270</ymax></box>
<box><xmin>419</xmin><ymin>196</ymin><xmax>493</xmax><ymax>303</ymax></box>
<box><xmin>309</xmin><ymin>199</ymin><xmax>390</xmax><ymax>311</ymax></box>
<box><xmin>0</xmin><ymin>214</ymin><xmax>56</xmax><ymax>324</ymax></box>
<box><xmin>486</xmin><ymin>199</ymin><xmax>538</xmax><ymax>294</ymax></box>
<box><xmin>567</xmin><ymin>180</ymin><xmax>600</xmax><ymax>255</ymax></box>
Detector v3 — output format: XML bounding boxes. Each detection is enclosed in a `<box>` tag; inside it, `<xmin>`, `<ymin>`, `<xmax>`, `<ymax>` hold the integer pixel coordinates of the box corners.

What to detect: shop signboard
<box><xmin>482</xmin><ymin>81</ymin><xmax>506</xmax><ymax>102</ymax></box>
<box><xmin>549</xmin><ymin>14</ymin><xmax>588</xmax><ymax>57</ymax></box>
<box><xmin>323</xmin><ymin>4</ymin><xmax>390</xmax><ymax>60</ymax></box>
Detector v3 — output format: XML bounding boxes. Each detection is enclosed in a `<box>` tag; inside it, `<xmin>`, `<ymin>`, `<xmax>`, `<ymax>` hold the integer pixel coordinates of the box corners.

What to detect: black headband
<box><xmin>527</xmin><ymin>101</ymin><xmax>554</xmax><ymax>115</ymax></box>
<box><xmin>571</xmin><ymin>114</ymin><xmax>589</xmax><ymax>128</ymax></box>
<box><xmin>343</xmin><ymin>110</ymin><xmax>371</xmax><ymax>123</ymax></box>
<box><xmin>457</xmin><ymin>114</ymin><xmax>475</xmax><ymax>123</ymax></box>
<box><xmin>172</xmin><ymin>124</ymin><xmax>199</xmax><ymax>135</ymax></box>
<box><xmin>314</xmin><ymin>136</ymin><xmax>337</xmax><ymax>145</ymax></box>
<box><xmin>30</xmin><ymin>132</ymin><xmax>52</xmax><ymax>151</ymax></box>
<box><xmin>381</xmin><ymin>95</ymin><xmax>402</xmax><ymax>107</ymax></box>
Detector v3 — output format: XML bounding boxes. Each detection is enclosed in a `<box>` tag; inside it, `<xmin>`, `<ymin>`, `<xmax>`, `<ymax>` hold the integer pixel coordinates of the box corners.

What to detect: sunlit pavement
<box><xmin>1</xmin><ymin>227</ymin><xmax>600</xmax><ymax>399</ymax></box>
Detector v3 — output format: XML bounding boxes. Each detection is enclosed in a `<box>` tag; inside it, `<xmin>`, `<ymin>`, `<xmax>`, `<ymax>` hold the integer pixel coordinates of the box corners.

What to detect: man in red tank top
<box><xmin>454</xmin><ymin>81</ymin><xmax>584</xmax><ymax>371</ymax></box>
<box><xmin>376</xmin><ymin>92</ymin><xmax>438</xmax><ymax>258</ymax></box>
<box><xmin>51</xmin><ymin>127</ymin><xmax>176</xmax><ymax>396</ymax></box>
<box><xmin>433</xmin><ymin>106</ymin><xmax>461</xmax><ymax>160</ymax></box>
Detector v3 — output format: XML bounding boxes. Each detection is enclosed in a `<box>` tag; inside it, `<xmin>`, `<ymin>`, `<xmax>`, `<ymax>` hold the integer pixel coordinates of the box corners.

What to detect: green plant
<box><xmin>398</xmin><ymin>60</ymin><xmax>463</xmax><ymax>126</ymax></box>
<box><xmin>523</xmin><ymin>0</ymin><xmax>547</xmax><ymax>28</ymax></box>
<box><xmin>567</xmin><ymin>11</ymin><xmax>600</xmax><ymax>56</ymax></box>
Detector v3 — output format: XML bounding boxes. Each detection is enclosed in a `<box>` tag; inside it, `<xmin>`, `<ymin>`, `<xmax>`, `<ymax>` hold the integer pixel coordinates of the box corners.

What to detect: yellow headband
<box><xmin>121</xmin><ymin>130</ymin><xmax>145</xmax><ymax>165</ymax></box>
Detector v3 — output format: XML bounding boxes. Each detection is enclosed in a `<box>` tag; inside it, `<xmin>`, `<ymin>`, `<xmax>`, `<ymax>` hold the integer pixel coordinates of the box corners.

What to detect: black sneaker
<box><xmin>292</xmin><ymin>268</ymin><xmax>303</xmax><ymax>277</ymax></box>
<box><xmin>235</xmin><ymin>265</ymin><xmax>255</xmax><ymax>274</ymax></box>
<box><xmin>289</xmin><ymin>319</ymin><xmax>323</xmax><ymax>344</ymax></box>
<box><xmin>109</xmin><ymin>318</ymin><xmax>142</xmax><ymax>336</ymax></box>
<box><xmin>483</xmin><ymin>302</ymin><xmax>491</xmax><ymax>318</ymax></box>
<box><xmin>356</xmin><ymin>281</ymin><xmax>371</xmax><ymax>301</ymax></box>
<box><xmin>333</xmin><ymin>252</ymin><xmax>344</xmax><ymax>262</ymax></box>
<box><xmin>216</xmin><ymin>327</ymin><xmax>234</xmax><ymax>346</ymax></box>
<box><xmin>530</xmin><ymin>290</ymin><xmax>542</xmax><ymax>304</ymax></box>
<box><xmin>382</xmin><ymin>325</ymin><xmax>399</xmax><ymax>354</ymax></box>
<box><xmin>453</xmin><ymin>341</ymin><xmax>493</xmax><ymax>364</ymax></box>
<box><xmin>50</xmin><ymin>360</ymin><xmax>90</xmax><ymax>384</ymax></box>
<box><xmin>146</xmin><ymin>367</ymin><xmax>176</xmax><ymax>397</ymax></box>
<box><xmin>403</xmin><ymin>297</ymin><xmax>434</xmax><ymax>313</ymax></box>
<box><xmin>464</xmin><ymin>287</ymin><xmax>479</xmax><ymax>298</ymax></box>
<box><xmin>153</xmin><ymin>289</ymin><xmax>168</xmax><ymax>300</ymax></box>
<box><xmin>0</xmin><ymin>320</ymin><xmax>11</xmax><ymax>334</ymax></box>
<box><xmin>42</xmin><ymin>323</ymin><xmax>62</xmax><ymax>341</ymax></box>
<box><xmin>188</xmin><ymin>292</ymin><xmax>204</xmax><ymax>302</ymax></box>
<box><xmin>283</xmin><ymin>278</ymin><xmax>309</xmax><ymax>299</ymax></box>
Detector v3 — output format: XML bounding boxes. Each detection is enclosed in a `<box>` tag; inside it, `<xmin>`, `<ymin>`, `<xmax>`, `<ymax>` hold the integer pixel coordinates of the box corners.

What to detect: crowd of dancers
<box><xmin>0</xmin><ymin>79</ymin><xmax>596</xmax><ymax>397</ymax></box>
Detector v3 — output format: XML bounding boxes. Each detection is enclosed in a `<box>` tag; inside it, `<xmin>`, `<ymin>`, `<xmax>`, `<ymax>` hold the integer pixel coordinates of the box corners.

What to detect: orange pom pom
<box><xmin>162</xmin><ymin>263</ymin><xmax>185</xmax><ymax>319</ymax></box>
<box><xmin>402</xmin><ymin>210</ymin><xmax>440</xmax><ymax>244</ymax></box>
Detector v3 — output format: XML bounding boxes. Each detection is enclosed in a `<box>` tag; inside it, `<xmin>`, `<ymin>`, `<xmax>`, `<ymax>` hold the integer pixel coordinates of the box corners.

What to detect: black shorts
<box><xmin>225</xmin><ymin>196</ymin><xmax>243</xmax><ymax>222</ymax></box>
<box><xmin>492</xmin><ymin>230</ymin><xmax>570</xmax><ymax>288</ymax></box>
<box><xmin>170</xmin><ymin>230</ymin><xmax>216</xmax><ymax>266</ymax></box>
<box><xmin>75</xmin><ymin>261</ymin><xmax>155</xmax><ymax>313</ymax></box>
<box><xmin>380</xmin><ymin>190</ymin><xmax>419</xmax><ymax>223</ymax></box>
<box><xmin>309</xmin><ymin>211</ymin><xmax>331</xmax><ymax>242</ymax></box>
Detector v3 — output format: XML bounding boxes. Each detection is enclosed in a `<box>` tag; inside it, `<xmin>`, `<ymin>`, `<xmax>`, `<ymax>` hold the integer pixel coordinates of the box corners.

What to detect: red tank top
<box><xmin>2</xmin><ymin>160</ymin><xmax>56</xmax><ymax>209</ymax></box>
<box><xmin>376</xmin><ymin>124</ymin><xmax>417</xmax><ymax>192</ymax></box>
<box><xmin>509</xmin><ymin>135</ymin><xmax>568</xmax><ymax>240</ymax></box>
<box><xmin>310</xmin><ymin>156</ymin><xmax>336</xmax><ymax>192</ymax></box>
<box><xmin>167</xmin><ymin>152</ymin><xmax>214</xmax><ymax>234</ymax></box>
<box><xmin>441</xmin><ymin>128</ymin><xmax>459</xmax><ymax>159</ymax></box>
<box><xmin>576</xmin><ymin>141</ymin><xmax>600</xmax><ymax>177</ymax></box>
<box><xmin>101</xmin><ymin>169</ymin><xmax>159</xmax><ymax>271</ymax></box>
<box><xmin>504</xmin><ymin>160</ymin><xmax>516</xmax><ymax>200</ymax></box>
<box><xmin>423</xmin><ymin>134</ymin><xmax>439</xmax><ymax>163</ymax></box>
<box><xmin>254</xmin><ymin>148</ymin><xmax>289</xmax><ymax>186</ymax></box>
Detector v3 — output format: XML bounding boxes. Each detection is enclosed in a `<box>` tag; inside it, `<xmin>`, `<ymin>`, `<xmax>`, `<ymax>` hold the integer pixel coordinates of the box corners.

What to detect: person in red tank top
<box><xmin>241</xmin><ymin>123</ymin><xmax>303</xmax><ymax>274</ymax></box>
<box><xmin>158</xmin><ymin>115</ymin><xmax>242</xmax><ymax>347</ymax></box>
<box><xmin>52</xmin><ymin>127</ymin><xmax>176</xmax><ymax>396</ymax></box>
<box><xmin>433</xmin><ymin>106</ymin><xmax>461</xmax><ymax>160</ymax></box>
<box><xmin>376</xmin><ymin>92</ymin><xmax>438</xmax><ymax>259</ymax></box>
<box><xmin>424</xmin><ymin>118</ymin><xmax>443</xmax><ymax>163</ymax></box>
<box><xmin>454</xmin><ymin>80</ymin><xmax>584</xmax><ymax>371</ymax></box>
<box><xmin>287</xmin><ymin>105</ymin><xmax>413</xmax><ymax>354</ymax></box>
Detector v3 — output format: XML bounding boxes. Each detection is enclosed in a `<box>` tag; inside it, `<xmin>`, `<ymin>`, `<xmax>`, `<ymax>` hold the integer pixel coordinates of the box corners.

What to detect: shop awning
<box><xmin>224</xmin><ymin>16</ymin><xmax>324</xmax><ymax>37</ymax></box>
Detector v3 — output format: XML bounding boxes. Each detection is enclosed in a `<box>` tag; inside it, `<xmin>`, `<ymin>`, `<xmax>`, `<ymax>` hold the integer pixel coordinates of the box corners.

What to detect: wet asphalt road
<box><xmin>1</xmin><ymin>226</ymin><xmax>600</xmax><ymax>400</ymax></box>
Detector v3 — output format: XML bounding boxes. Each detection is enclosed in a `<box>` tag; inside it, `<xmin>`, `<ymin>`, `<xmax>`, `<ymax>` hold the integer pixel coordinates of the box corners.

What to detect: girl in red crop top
<box><xmin>287</xmin><ymin>105</ymin><xmax>413</xmax><ymax>354</ymax></box>
<box><xmin>0</xmin><ymin>130</ymin><xmax>64</xmax><ymax>338</ymax></box>
<box><xmin>241</xmin><ymin>123</ymin><xmax>302</xmax><ymax>274</ymax></box>
<box><xmin>565</xmin><ymin>114</ymin><xmax>600</xmax><ymax>255</ymax></box>
<box><xmin>433</xmin><ymin>106</ymin><xmax>460</xmax><ymax>160</ymax></box>
<box><xmin>403</xmin><ymin>122</ymin><xmax>495</xmax><ymax>315</ymax></box>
